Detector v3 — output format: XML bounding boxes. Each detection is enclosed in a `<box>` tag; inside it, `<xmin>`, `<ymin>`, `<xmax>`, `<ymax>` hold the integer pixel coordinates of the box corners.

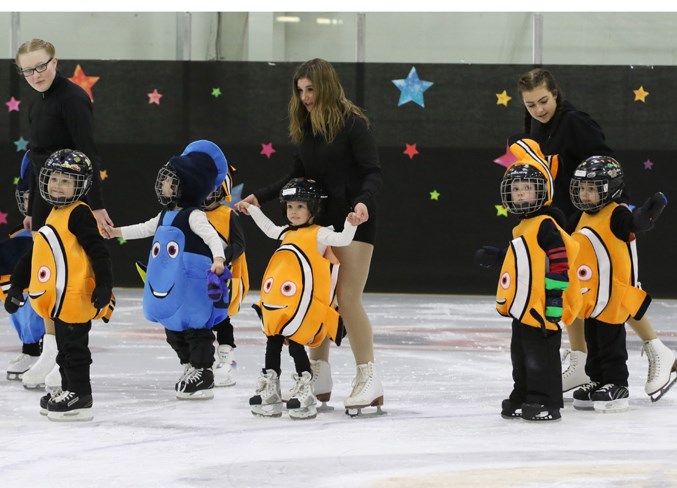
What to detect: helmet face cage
<box><xmin>500</xmin><ymin>165</ymin><xmax>547</xmax><ymax>215</ymax></box>
<box><xmin>38</xmin><ymin>150</ymin><xmax>93</xmax><ymax>207</ymax></box>
<box><xmin>15</xmin><ymin>188</ymin><xmax>29</xmax><ymax>216</ymax></box>
<box><xmin>570</xmin><ymin>156</ymin><xmax>624</xmax><ymax>213</ymax></box>
<box><xmin>155</xmin><ymin>163</ymin><xmax>181</xmax><ymax>206</ymax></box>
<box><xmin>279</xmin><ymin>178</ymin><xmax>327</xmax><ymax>223</ymax></box>
<box><xmin>201</xmin><ymin>183</ymin><xmax>226</xmax><ymax>210</ymax></box>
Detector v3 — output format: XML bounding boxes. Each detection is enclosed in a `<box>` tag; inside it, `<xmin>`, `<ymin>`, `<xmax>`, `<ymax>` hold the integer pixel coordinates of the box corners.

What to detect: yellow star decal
<box><xmin>496</xmin><ymin>90</ymin><xmax>512</xmax><ymax>107</ymax></box>
<box><xmin>495</xmin><ymin>205</ymin><xmax>508</xmax><ymax>217</ymax></box>
<box><xmin>117</xmin><ymin>237</ymin><xmax>127</xmax><ymax>245</ymax></box>
<box><xmin>430</xmin><ymin>190</ymin><xmax>440</xmax><ymax>200</ymax></box>
<box><xmin>633</xmin><ymin>85</ymin><xmax>649</xmax><ymax>102</ymax></box>
<box><xmin>100</xmin><ymin>169</ymin><xmax>108</xmax><ymax>181</ymax></box>
<box><xmin>13</xmin><ymin>176</ymin><xmax>19</xmax><ymax>185</ymax></box>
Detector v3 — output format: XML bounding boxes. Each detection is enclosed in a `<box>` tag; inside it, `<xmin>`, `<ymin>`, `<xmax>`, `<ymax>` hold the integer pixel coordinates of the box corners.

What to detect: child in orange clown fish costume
<box><xmin>496</xmin><ymin>138</ymin><xmax>581</xmax><ymax>423</ymax></box>
<box><xmin>200</xmin><ymin>164</ymin><xmax>249</xmax><ymax>387</ymax></box>
<box><xmin>568</xmin><ymin>155</ymin><xmax>671</xmax><ymax>412</ymax></box>
<box><xmin>239</xmin><ymin>177</ymin><xmax>361</xmax><ymax>420</ymax></box>
<box><xmin>4</xmin><ymin>149</ymin><xmax>114</xmax><ymax>422</ymax></box>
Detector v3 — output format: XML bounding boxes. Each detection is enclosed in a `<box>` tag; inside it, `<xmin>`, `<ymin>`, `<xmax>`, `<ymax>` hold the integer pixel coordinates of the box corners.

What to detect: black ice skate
<box><xmin>39</xmin><ymin>389</ymin><xmax>62</xmax><ymax>416</ymax></box>
<box><xmin>500</xmin><ymin>399</ymin><xmax>522</xmax><ymax>419</ymax></box>
<box><xmin>572</xmin><ymin>381</ymin><xmax>601</xmax><ymax>411</ymax></box>
<box><xmin>591</xmin><ymin>384</ymin><xmax>629</xmax><ymax>413</ymax></box>
<box><xmin>176</xmin><ymin>367</ymin><xmax>214</xmax><ymax>400</ymax></box>
<box><xmin>521</xmin><ymin>402</ymin><xmax>561</xmax><ymax>422</ymax></box>
<box><xmin>47</xmin><ymin>391</ymin><xmax>93</xmax><ymax>422</ymax></box>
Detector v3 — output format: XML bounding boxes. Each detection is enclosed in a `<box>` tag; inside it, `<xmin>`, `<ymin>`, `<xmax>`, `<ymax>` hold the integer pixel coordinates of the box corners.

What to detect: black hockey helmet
<box><xmin>569</xmin><ymin>155</ymin><xmax>624</xmax><ymax>213</ymax></box>
<box><xmin>500</xmin><ymin>163</ymin><xmax>549</xmax><ymax>216</ymax></box>
<box><xmin>279</xmin><ymin>177</ymin><xmax>327</xmax><ymax>224</ymax></box>
<box><xmin>39</xmin><ymin>149</ymin><xmax>93</xmax><ymax>207</ymax></box>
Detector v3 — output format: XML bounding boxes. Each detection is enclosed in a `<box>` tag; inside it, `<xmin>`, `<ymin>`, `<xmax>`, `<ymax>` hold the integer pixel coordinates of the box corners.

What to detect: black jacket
<box><xmin>26</xmin><ymin>72</ymin><xmax>105</xmax><ymax>214</ymax></box>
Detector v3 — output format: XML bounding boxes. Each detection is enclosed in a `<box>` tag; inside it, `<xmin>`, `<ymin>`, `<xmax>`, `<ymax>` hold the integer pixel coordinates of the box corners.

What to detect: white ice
<box><xmin>1</xmin><ymin>290</ymin><xmax>676</xmax><ymax>487</ymax></box>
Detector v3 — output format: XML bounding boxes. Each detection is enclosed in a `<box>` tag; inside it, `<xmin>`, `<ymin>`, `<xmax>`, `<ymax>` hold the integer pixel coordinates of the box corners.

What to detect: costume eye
<box><xmin>577</xmin><ymin>265</ymin><xmax>593</xmax><ymax>281</ymax></box>
<box><xmin>38</xmin><ymin>266</ymin><xmax>51</xmax><ymax>283</ymax></box>
<box><xmin>263</xmin><ymin>277</ymin><xmax>273</xmax><ymax>294</ymax></box>
<box><xmin>152</xmin><ymin>242</ymin><xmax>161</xmax><ymax>258</ymax></box>
<box><xmin>500</xmin><ymin>272</ymin><xmax>511</xmax><ymax>289</ymax></box>
<box><xmin>166</xmin><ymin>241</ymin><xmax>179</xmax><ymax>258</ymax></box>
<box><xmin>280</xmin><ymin>281</ymin><xmax>297</xmax><ymax>297</ymax></box>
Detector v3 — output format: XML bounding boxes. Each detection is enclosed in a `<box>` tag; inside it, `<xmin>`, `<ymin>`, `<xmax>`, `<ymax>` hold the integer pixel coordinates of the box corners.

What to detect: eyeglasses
<box><xmin>16</xmin><ymin>57</ymin><xmax>53</xmax><ymax>77</ymax></box>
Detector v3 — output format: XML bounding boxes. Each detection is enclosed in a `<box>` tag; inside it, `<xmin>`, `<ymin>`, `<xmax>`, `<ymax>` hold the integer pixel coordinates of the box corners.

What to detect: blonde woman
<box><xmin>237</xmin><ymin>58</ymin><xmax>383</xmax><ymax>415</ymax></box>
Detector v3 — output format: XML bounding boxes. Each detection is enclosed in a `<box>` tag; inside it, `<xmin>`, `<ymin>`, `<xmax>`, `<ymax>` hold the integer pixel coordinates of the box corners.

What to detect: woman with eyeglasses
<box><xmin>11</xmin><ymin>39</ymin><xmax>114</xmax><ymax>392</ymax></box>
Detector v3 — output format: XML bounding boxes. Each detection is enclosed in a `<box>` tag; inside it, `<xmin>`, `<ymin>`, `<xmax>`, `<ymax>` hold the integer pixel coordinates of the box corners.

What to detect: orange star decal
<box><xmin>69</xmin><ymin>65</ymin><xmax>99</xmax><ymax>102</ymax></box>
<box><xmin>100</xmin><ymin>170</ymin><xmax>108</xmax><ymax>181</ymax></box>
<box><xmin>633</xmin><ymin>86</ymin><xmax>649</xmax><ymax>103</ymax></box>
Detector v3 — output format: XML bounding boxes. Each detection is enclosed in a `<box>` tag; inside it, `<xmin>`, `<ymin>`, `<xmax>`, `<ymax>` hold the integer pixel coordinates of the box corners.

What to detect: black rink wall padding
<box><xmin>1</xmin><ymin>61</ymin><xmax>675</xmax><ymax>297</ymax></box>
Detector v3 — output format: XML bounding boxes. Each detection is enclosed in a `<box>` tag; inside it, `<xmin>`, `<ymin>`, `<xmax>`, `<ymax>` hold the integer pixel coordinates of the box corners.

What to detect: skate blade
<box><xmin>593</xmin><ymin>399</ymin><xmax>629</xmax><ymax>413</ymax></box>
<box><xmin>572</xmin><ymin>399</ymin><xmax>594</xmax><ymax>411</ymax></box>
<box><xmin>213</xmin><ymin>380</ymin><xmax>236</xmax><ymax>387</ymax></box>
<box><xmin>23</xmin><ymin>382</ymin><xmax>46</xmax><ymax>390</ymax></box>
<box><xmin>47</xmin><ymin>409</ymin><xmax>94</xmax><ymax>422</ymax></box>
<box><xmin>251</xmin><ymin>405</ymin><xmax>283</xmax><ymax>418</ymax></box>
<box><xmin>289</xmin><ymin>407</ymin><xmax>318</xmax><ymax>420</ymax></box>
<box><xmin>317</xmin><ymin>402</ymin><xmax>334</xmax><ymax>413</ymax></box>
<box><xmin>345</xmin><ymin>405</ymin><xmax>387</xmax><ymax>418</ymax></box>
<box><xmin>649</xmin><ymin>374</ymin><xmax>677</xmax><ymax>402</ymax></box>
<box><xmin>176</xmin><ymin>389</ymin><xmax>215</xmax><ymax>400</ymax></box>
<box><xmin>6</xmin><ymin>372</ymin><xmax>24</xmax><ymax>381</ymax></box>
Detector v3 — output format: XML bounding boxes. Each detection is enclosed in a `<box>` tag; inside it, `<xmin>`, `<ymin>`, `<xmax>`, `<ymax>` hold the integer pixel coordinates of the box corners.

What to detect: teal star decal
<box><xmin>14</xmin><ymin>137</ymin><xmax>28</xmax><ymax>152</ymax></box>
<box><xmin>392</xmin><ymin>67</ymin><xmax>433</xmax><ymax>107</ymax></box>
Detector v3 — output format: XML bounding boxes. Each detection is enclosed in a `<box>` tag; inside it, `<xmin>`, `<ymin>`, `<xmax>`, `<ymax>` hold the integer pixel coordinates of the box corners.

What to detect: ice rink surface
<box><xmin>1</xmin><ymin>289</ymin><xmax>676</xmax><ymax>488</ymax></box>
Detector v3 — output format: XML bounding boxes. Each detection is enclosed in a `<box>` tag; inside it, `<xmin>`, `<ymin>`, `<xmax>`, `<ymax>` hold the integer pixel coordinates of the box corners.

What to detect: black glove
<box><xmin>633</xmin><ymin>192</ymin><xmax>668</xmax><ymax>231</ymax></box>
<box><xmin>91</xmin><ymin>285</ymin><xmax>112</xmax><ymax>310</ymax></box>
<box><xmin>544</xmin><ymin>294</ymin><xmax>563</xmax><ymax>324</ymax></box>
<box><xmin>4</xmin><ymin>286</ymin><xmax>25</xmax><ymax>314</ymax></box>
<box><xmin>474</xmin><ymin>246</ymin><xmax>506</xmax><ymax>269</ymax></box>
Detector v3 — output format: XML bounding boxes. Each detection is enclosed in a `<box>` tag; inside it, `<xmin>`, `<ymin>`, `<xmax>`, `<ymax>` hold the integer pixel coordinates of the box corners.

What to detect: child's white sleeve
<box><xmin>120</xmin><ymin>213</ymin><xmax>161</xmax><ymax>240</ymax></box>
<box><xmin>188</xmin><ymin>210</ymin><xmax>226</xmax><ymax>260</ymax></box>
<box><xmin>249</xmin><ymin>206</ymin><xmax>288</xmax><ymax>239</ymax></box>
<box><xmin>317</xmin><ymin>219</ymin><xmax>357</xmax><ymax>247</ymax></box>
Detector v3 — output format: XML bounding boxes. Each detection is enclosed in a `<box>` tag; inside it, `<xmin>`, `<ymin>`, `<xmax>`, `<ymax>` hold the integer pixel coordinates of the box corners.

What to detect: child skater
<box><xmin>201</xmin><ymin>164</ymin><xmax>249</xmax><ymax>387</ymax></box>
<box><xmin>569</xmin><ymin>156</ymin><xmax>669</xmax><ymax>412</ymax></box>
<box><xmin>1</xmin><ymin>153</ymin><xmax>46</xmax><ymax>383</ymax></box>
<box><xmin>106</xmin><ymin>140</ymin><xmax>229</xmax><ymax>400</ymax></box>
<box><xmin>496</xmin><ymin>139</ymin><xmax>580</xmax><ymax>422</ymax></box>
<box><xmin>4</xmin><ymin>149</ymin><xmax>114</xmax><ymax>421</ymax></box>
<box><xmin>240</xmin><ymin>177</ymin><xmax>360</xmax><ymax>419</ymax></box>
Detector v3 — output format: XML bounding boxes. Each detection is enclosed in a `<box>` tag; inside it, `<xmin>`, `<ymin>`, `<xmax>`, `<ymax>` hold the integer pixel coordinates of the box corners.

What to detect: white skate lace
<box><xmin>349</xmin><ymin>365</ymin><xmax>371</xmax><ymax>398</ymax></box>
<box><xmin>642</xmin><ymin>342</ymin><xmax>659</xmax><ymax>382</ymax></box>
<box><xmin>53</xmin><ymin>390</ymin><xmax>74</xmax><ymax>403</ymax></box>
<box><xmin>184</xmin><ymin>369</ymin><xmax>203</xmax><ymax>385</ymax></box>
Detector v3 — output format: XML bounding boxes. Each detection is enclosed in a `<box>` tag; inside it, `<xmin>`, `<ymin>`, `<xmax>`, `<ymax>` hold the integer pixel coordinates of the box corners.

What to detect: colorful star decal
<box><xmin>147</xmin><ymin>89</ymin><xmax>163</xmax><ymax>105</ymax></box>
<box><xmin>6</xmin><ymin>96</ymin><xmax>21</xmax><ymax>112</ymax></box>
<box><xmin>211</xmin><ymin>88</ymin><xmax>222</xmax><ymax>98</ymax></box>
<box><xmin>260</xmin><ymin>142</ymin><xmax>276</xmax><ymax>159</ymax></box>
<box><xmin>69</xmin><ymin>65</ymin><xmax>99</xmax><ymax>102</ymax></box>
<box><xmin>633</xmin><ymin>86</ymin><xmax>649</xmax><ymax>103</ymax></box>
<box><xmin>495</xmin><ymin>205</ymin><xmax>508</xmax><ymax>217</ymax></box>
<box><xmin>116</xmin><ymin>237</ymin><xmax>127</xmax><ymax>245</ymax></box>
<box><xmin>100</xmin><ymin>170</ymin><xmax>109</xmax><ymax>181</ymax></box>
<box><xmin>13</xmin><ymin>176</ymin><xmax>19</xmax><ymax>185</ymax></box>
<box><xmin>392</xmin><ymin>67</ymin><xmax>433</xmax><ymax>108</ymax></box>
<box><xmin>14</xmin><ymin>137</ymin><xmax>29</xmax><ymax>152</ymax></box>
<box><xmin>430</xmin><ymin>190</ymin><xmax>440</xmax><ymax>201</ymax></box>
<box><xmin>226</xmin><ymin>183</ymin><xmax>244</xmax><ymax>209</ymax></box>
<box><xmin>403</xmin><ymin>143</ymin><xmax>419</xmax><ymax>159</ymax></box>
<box><xmin>643</xmin><ymin>159</ymin><xmax>654</xmax><ymax>170</ymax></box>
<box><xmin>495</xmin><ymin>90</ymin><xmax>512</xmax><ymax>107</ymax></box>
<box><xmin>494</xmin><ymin>143</ymin><xmax>518</xmax><ymax>168</ymax></box>
<box><xmin>0</xmin><ymin>211</ymin><xmax>8</xmax><ymax>225</ymax></box>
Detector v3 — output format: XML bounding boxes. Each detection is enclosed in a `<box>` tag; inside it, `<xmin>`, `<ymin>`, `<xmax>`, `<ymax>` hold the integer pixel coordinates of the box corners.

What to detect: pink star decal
<box><xmin>5</xmin><ymin>97</ymin><xmax>21</xmax><ymax>112</ymax></box>
<box><xmin>403</xmin><ymin>143</ymin><xmax>419</xmax><ymax>159</ymax></box>
<box><xmin>260</xmin><ymin>142</ymin><xmax>276</xmax><ymax>159</ymax></box>
<box><xmin>147</xmin><ymin>89</ymin><xmax>163</xmax><ymax>105</ymax></box>
<box><xmin>643</xmin><ymin>159</ymin><xmax>654</xmax><ymax>170</ymax></box>
<box><xmin>494</xmin><ymin>142</ymin><xmax>518</xmax><ymax>168</ymax></box>
<box><xmin>0</xmin><ymin>211</ymin><xmax>7</xmax><ymax>225</ymax></box>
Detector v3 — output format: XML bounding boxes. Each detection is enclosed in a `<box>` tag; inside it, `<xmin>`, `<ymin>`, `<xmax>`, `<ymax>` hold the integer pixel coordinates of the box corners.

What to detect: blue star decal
<box><xmin>392</xmin><ymin>67</ymin><xmax>433</xmax><ymax>108</ymax></box>
<box><xmin>226</xmin><ymin>183</ymin><xmax>244</xmax><ymax>209</ymax></box>
<box><xmin>14</xmin><ymin>136</ymin><xmax>29</xmax><ymax>152</ymax></box>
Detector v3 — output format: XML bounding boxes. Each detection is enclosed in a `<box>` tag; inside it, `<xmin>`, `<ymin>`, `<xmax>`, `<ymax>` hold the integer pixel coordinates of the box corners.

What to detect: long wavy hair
<box><xmin>517</xmin><ymin>68</ymin><xmax>563</xmax><ymax>133</ymax></box>
<box><xmin>288</xmin><ymin>58</ymin><xmax>368</xmax><ymax>144</ymax></box>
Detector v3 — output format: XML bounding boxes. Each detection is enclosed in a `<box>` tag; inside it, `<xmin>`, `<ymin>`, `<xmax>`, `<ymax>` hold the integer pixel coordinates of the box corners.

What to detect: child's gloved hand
<box><xmin>473</xmin><ymin>246</ymin><xmax>506</xmax><ymax>268</ymax></box>
<box><xmin>633</xmin><ymin>192</ymin><xmax>668</xmax><ymax>231</ymax></box>
<box><xmin>91</xmin><ymin>285</ymin><xmax>112</xmax><ymax>309</ymax></box>
<box><xmin>207</xmin><ymin>268</ymin><xmax>233</xmax><ymax>302</ymax></box>
<box><xmin>545</xmin><ymin>294</ymin><xmax>563</xmax><ymax>323</ymax></box>
<box><xmin>4</xmin><ymin>286</ymin><xmax>24</xmax><ymax>314</ymax></box>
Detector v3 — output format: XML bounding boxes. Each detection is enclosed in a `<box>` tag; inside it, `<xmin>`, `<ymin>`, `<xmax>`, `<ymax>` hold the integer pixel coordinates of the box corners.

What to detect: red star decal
<box><xmin>403</xmin><ymin>143</ymin><xmax>419</xmax><ymax>159</ymax></box>
<box><xmin>69</xmin><ymin>65</ymin><xmax>99</xmax><ymax>102</ymax></box>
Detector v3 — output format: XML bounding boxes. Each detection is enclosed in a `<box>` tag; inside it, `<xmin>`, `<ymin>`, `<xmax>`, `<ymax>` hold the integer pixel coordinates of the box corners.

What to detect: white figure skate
<box><xmin>283</xmin><ymin>360</ymin><xmax>333</xmax><ymax>411</ymax></box>
<box><xmin>44</xmin><ymin>364</ymin><xmax>62</xmax><ymax>394</ymax></box>
<box><xmin>214</xmin><ymin>345</ymin><xmax>236</xmax><ymax>387</ymax></box>
<box><xmin>642</xmin><ymin>338</ymin><xmax>677</xmax><ymax>402</ymax></box>
<box><xmin>561</xmin><ymin>349</ymin><xmax>590</xmax><ymax>393</ymax></box>
<box><xmin>344</xmin><ymin>361</ymin><xmax>385</xmax><ymax>418</ymax></box>
<box><xmin>6</xmin><ymin>353</ymin><xmax>37</xmax><ymax>381</ymax></box>
<box><xmin>249</xmin><ymin>369</ymin><xmax>282</xmax><ymax>417</ymax></box>
<box><xmin>287</xmin><ymin>371</ymin><xmax>318</xmax><ymax>420</ymax></box>
<box><xmin>22</xmin><ymin>334</ymin><xmax>58</xmax><ymax>389</ymax></box>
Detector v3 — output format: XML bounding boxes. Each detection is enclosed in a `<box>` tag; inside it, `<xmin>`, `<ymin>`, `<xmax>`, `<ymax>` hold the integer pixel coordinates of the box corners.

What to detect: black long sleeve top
<box><xmin>254</xmin><ymin>114</ymin><xmax>382</xmax><ymax>234</ymax></box>
<box><xmin>26</xmin><ymin>72</ymin><xmax>105</xmax><ymax>215</ymax></box>
<box><xmin>529</xmin><ymin>100</ymin><xmax>613</xmax><ymax>218</ymax></box>
<box><xmin>11</xmin><ymin>205</ymin><xmax>113</xmax><ymax>291</ymax></box>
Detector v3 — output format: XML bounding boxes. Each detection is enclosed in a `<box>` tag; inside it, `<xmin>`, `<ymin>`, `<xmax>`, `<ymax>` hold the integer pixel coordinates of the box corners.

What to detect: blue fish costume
<box><xmin>142</xmin><ymin>140</ymin><xmax>229</xmax><ymax>332</ymax></box>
